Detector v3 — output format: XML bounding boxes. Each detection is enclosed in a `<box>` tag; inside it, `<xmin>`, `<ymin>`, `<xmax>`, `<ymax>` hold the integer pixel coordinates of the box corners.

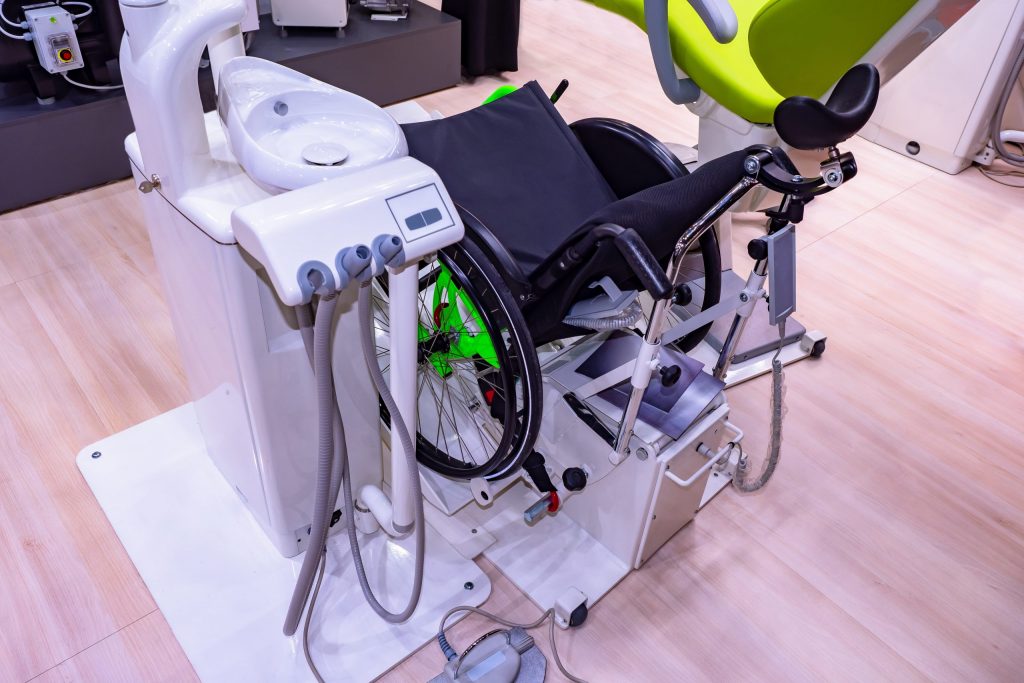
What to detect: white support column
<box><xmin>387</xmin><ymin>261</ymin><xmax>419</xmax><ymax>532</ymax></box>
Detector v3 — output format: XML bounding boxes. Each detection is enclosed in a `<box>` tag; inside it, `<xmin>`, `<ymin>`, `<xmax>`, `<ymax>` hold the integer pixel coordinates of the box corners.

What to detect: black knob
<box><xmin>747</xmin><ymin>238</ymin><xmax>769</xmax><ymax>261</ymax></box>
<box><xmin>672</xmin><ymin>283</ymin><xmax>692</xmax><ymax>307</ymax></box>
<box><xmin>562</xmin><ymin>467</ymin><xmax>588</xmax><ymax>492</ymax></box>
<box><xmin>659</xmin><ymin>364</ymin><xmax>682</xmax><ymax>387</ymax></box>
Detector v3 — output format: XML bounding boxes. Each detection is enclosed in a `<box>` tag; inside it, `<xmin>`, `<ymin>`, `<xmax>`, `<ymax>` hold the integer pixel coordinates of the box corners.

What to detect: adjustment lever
<box><xmin>550</xmin><ymin>79</ymin><xmax>569</xmax><ymax>104</ymax></box>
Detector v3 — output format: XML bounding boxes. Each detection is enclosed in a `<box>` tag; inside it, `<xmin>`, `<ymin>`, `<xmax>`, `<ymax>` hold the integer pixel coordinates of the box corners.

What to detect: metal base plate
<box><xmin>450</xmin><ymin>482</ymin><xmax>631</xmax><ymax>611</ymax></box>
<box><xmin>77</xmin><ymin>404</ymin><xmax>490</xmax><ymax>682</ymax></box>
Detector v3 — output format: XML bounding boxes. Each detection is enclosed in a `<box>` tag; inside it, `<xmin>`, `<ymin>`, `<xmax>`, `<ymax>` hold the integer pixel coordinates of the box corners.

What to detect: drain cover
<box><xmin>301</xmin><ymin>142</ymin><xmax>350</xmax><ymax>166</ymax></box>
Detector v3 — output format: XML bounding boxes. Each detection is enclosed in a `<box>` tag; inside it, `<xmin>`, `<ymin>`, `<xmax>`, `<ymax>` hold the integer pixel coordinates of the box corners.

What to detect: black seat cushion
<box><xmin>524</xmin><ymin>150</ymin><xmax>748</xmax><ymax>343</ymax></box>
<box><xmin>578</xmin><ymin>149</ymin><xmax>747</xmax><ymax>257</ymax></box>
<box><xmin>402</xmin><ymin>82</ymin><xmax>617</xmax><ymax>279</ymax></box>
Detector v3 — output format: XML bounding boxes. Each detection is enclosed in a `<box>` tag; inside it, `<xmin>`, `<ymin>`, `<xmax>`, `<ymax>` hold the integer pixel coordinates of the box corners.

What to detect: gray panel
<box><xmin>765</xmin><ymin>224</ymin><xmax>796</xmax><ymax>325</ymax></box>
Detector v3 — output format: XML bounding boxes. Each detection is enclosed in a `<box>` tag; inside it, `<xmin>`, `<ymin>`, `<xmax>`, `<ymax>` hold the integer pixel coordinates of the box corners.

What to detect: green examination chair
<box><xmin>590</xmin><ymin>0</ymin><xmax>979</xmax><ymax>163</ymax></box>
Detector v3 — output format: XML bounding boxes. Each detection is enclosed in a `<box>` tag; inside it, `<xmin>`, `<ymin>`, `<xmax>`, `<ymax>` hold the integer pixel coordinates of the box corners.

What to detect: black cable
<box><xmin>979</xmin><ymin>166</ymin><xmax>1024</xmax><ymax>188</ymax></box>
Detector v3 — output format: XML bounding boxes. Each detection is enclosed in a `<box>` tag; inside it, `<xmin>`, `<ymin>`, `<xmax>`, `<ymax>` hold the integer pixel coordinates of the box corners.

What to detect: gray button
<box><xmin>405</xmin><ymin>213</ymin><xmax>427</xmax><ymax>230</ymax></box>
<box><xmin>421</xmin><ymin>207</ymin><xmax>443</xmax><ymax>225</ymax></box>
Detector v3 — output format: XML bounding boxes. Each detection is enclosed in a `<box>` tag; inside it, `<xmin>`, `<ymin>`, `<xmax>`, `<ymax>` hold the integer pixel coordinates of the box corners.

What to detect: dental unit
<box><xmin>74</xmin><ymin>1</ymin><xmax>961</xmax><ymax>682</ymax></box>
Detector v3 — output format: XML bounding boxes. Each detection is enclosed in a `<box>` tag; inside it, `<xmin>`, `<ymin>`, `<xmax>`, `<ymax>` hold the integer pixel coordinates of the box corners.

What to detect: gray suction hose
<box><xmin>285</xmin><ymin>276</ymin><xmax>427</xmax><ymax>637</ymax></box>
<box><xmin>296</xmin><ymin>302</ymin><xmax>345</xmax><ymax>512</ymax></box>
<box><xmin>346</xmin><ymin>281</ymin><xmax>426</xmax><ymax>621</ymax></box>
<box><xmin>989</xmin><ymin>41</ymin><xmax>1024</xmax><ymax>168</ymax></box>
<box><xmin>284</xmin><ymin>293</ymin><xmax>342</xmax><ymax>636</ymax></box>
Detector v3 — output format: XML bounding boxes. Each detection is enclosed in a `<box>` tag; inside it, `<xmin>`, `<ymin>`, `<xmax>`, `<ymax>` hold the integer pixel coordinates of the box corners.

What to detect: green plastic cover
<box><xmin>587</xmin><ymin>0</ymin><xmax>915</xmax><ymax>123</ymax></box>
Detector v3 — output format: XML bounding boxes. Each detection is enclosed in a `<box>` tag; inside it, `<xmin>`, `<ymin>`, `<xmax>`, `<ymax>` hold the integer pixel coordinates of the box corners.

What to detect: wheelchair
<box><xmin>371</xmin><ymin>64</ymin><xmax>879</xmax><ymax>487</ymax></box>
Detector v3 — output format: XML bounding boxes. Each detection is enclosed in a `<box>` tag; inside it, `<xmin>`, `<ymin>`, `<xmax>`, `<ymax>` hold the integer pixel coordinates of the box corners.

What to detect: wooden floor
<box><xmin>3</xmin><ymin>1</ymin><xmax>1023</xmax><ymax>681</ymax></box>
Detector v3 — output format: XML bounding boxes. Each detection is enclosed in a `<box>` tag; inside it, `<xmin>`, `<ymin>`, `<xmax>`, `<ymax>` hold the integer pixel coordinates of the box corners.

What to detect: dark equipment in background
<box><xmin>359</xmin><ymin>0</ymin><xmax>411</xmax><ymax>21</ymax></box>
<box><xmin>441</xmin><ymin>0</ymin><xmax>518</xmax><ymax>76</ymax></box>
<box><xmin>0</xmin><ymin>0</ymin><xmax>124</xmax><ymax>101</ymax></box>
<box><xmin>0</xmin><ymin>2</ymin><xmax>461</xmax><ymax>214</ymax></box>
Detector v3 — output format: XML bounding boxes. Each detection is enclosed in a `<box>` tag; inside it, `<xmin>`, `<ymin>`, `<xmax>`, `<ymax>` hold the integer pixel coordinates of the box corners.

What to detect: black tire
<box><xmin>374</xmin><ymin>238</ymin><xmax>542</xmax><ymax>481</ymax></box>
<box><xmin>673</xmin><ymin>225</ymin><xmax>722</xmax><ymax>354</ymax></box>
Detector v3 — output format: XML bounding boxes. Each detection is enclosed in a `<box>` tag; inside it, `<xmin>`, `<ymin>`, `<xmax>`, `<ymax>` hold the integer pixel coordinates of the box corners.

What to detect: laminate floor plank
<box><xmin>0</xmin><ymin>181</ymin><xmax>145</xmax><ymax>285</ymax></box>
<box><xmin>27</xmin><ymin>611</ymin><xmax>197</xmax><ymax>683</ymax></box>
<box><xmin>17</xmin><ymin>242</ymin><xmax>189</xmax><ymax>434</ymax></box>
<box><xmin>0</xmin><ymin>284</ymin><xmax>157</xmax><ymax>683</ymax></box>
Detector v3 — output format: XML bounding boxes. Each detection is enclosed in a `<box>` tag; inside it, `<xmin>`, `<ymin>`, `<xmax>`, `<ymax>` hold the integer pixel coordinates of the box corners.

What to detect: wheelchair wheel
<box><xmin>372</xmin><ymin>239</ymin><xmax>542</xmax><ymax>481</ymax></box>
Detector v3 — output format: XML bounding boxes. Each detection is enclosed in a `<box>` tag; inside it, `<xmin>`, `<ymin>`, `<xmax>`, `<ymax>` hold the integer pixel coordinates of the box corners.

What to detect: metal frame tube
<box><xmin>713</xmin><ymin>259</ymin><xmax>768</xmax><ymax>380</ymax></box>
<box><xmin>613</xmin><ymin>176</ymin><xmax>757</xmax><ymax>456</ymax></box>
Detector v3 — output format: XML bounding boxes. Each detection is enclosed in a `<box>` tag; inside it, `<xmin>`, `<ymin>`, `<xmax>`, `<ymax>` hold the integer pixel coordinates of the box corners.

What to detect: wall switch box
<box><xmin>25</xmin><ymin>5</ymin><xmax>85</xmax><ymax>74</ymax></box>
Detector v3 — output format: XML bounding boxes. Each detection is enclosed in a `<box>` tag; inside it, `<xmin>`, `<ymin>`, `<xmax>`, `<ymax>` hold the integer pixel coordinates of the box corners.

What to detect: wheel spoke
<box><xmin>370</xmin><ymin>248</ymin><xmax>535</xmax><ymax>478</ymax></box>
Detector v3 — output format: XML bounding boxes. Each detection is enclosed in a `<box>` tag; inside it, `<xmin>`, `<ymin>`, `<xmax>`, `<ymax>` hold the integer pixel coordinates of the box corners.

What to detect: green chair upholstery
<box><xmin>589</xmin><ymin>0</ymin><xmax>916</xmax><ymax>124</ymax></box>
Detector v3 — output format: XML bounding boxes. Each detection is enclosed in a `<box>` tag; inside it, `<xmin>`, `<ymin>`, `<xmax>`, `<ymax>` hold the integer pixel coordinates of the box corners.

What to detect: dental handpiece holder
<box><xmin>232</xmin><ymin>157</ymin><xmax>465</xmax><ymax>532</ymax></box>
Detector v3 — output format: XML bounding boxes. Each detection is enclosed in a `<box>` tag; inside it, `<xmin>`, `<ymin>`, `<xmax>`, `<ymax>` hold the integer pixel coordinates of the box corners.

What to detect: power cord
<box><xmin>0</xmin><ymin>0</ymin><xmax>22</xmax><ymax>29</ymax></box>
<box><xmin>0</xmin><ymin>2</ymin><xmax>27</xmax><ymax>40</ymax></box>
<box><xmin>61</xmin><ymin>0</ymin><xmax>92</xmax><ymax>20</ymax></box>
<box><xmin>979</xmin><ymin>166</ymin><xmax>1024</xmax><ymax>188</ymax></box>
<box><xmin>988</xmin><ymin>41</ymin><xmax>1024</xmax><ymax>168</ymax></box>
<box><xmin>733</xmin><ymin>319</ymin><xmax>786</xmax><ymax>493</ymax></box>
<box><xmin>62</xmin><ymin>71</ymin><xmax>123</xmax><ymax>91</ymax></box>
<box><xmin>438</xmin><ymin>605</ymin><xmax>588</xmax><ymax>683</ymax></box>
<box><xmin>0</xmin><ymin>21</ymin><xmax>24</xmax><ymax>39</ymax></box>
<box><xmin>979</xmin><ymin>143</ymin><xmax>1024</xmax><ymax>188</ymax></box>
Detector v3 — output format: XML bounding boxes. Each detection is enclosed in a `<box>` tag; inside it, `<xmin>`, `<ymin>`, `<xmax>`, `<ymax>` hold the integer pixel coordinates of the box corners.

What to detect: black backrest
<box><xmin>401</xmin><ymin>83</ymin><xmax>618</xmax><ymax>279</ymax></box>
<box><xmin>570</xmin><ymin>118</ymin><xmax>689</xmax><ymax>197</ymax></box>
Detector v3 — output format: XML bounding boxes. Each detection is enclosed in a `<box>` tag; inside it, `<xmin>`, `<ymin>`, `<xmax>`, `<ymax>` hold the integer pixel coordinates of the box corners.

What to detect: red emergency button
<box><xmin>58</xmin><ymin>48</ymin><xmax>73</xmax><ymax>62</ymax></box>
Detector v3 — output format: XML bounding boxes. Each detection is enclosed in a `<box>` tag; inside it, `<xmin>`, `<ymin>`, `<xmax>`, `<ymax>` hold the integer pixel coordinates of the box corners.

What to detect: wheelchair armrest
<box><xmin>534</xmin><ymin>223</ymin><xmax>672</xmax><ymax>301</ymax></box>
<box><xmin>611</xmin><ymin>227</ymin><xmax>674</xmax><ymax>300</ymax></box>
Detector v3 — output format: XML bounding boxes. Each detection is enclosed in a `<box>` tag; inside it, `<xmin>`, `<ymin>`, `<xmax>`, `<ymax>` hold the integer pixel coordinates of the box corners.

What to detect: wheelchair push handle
<box><xmin>611</xmin><ymin>227</ymin><xmax>674</xmax><ymax>301</ymax></box>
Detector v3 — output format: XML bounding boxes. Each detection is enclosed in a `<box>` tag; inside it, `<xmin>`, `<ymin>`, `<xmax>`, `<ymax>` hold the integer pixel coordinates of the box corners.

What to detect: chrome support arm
<box><xmin>612</xmin><ymin>176</ymin><xmax>758</xmax><ymax>460</ymax></box>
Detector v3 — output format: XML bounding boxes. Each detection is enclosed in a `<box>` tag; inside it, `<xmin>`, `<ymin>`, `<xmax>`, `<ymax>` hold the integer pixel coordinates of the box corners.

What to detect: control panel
<box><xmin>231</xmin><ymin>156</ymin><xmax>465</xmax><ymax>306</ymax></box>
<box><xmin>25</xmin><ymin>5</ymin><xmax>85</xmax><ymax>74</ymax></box>
<box><xmin>385</xmin><ymin>184</ymin><xmax>455</xmax><ymax>236</ymax></box>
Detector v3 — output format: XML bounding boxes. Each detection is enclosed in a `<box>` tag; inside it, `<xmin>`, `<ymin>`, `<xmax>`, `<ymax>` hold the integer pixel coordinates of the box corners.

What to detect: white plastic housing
<box><xmin>218</xmin><ymin>57</ymin><xmax>406</xmax><ymax>192</ymax></box>
<box><xmin>231</xmin><ymin>156</ymin><xmax>464</xmax><ymax>306</ymax></box>
<box><xmin>127</xmin><ymin>135</ymin><xmax>384</xmax><ymax>558</ymax></box>
<box><xmin>25</xmin><ymin>6</ymin><xmax>84</xmax><ymax>74</ymax></box>
<box><xmin>118</xmin><ymin>0</ymin><xmax>247</xmax><ymax>204</ymax></box>
<box><xmin>861</xmin><ymin>0</ymin><xmax>1024</xmax><ymax>173</ymax></box>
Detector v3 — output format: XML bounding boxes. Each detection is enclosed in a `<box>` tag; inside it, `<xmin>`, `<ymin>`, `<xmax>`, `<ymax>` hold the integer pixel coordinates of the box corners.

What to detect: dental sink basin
<box><xmin>218</xmin><ymin>57</ymin><xmax>407</xmax><ymax>192</ymax></box>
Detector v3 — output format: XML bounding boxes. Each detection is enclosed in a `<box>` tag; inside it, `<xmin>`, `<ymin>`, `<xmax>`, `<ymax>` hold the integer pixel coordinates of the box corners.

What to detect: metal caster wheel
<box><xmin>800</xmin><ymin>331</ymin><xmax>827</xmax><ymax>358</ymax></box>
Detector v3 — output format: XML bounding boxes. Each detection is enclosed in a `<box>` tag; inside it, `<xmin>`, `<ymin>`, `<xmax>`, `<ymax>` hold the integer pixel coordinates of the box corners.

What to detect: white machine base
<box><xmin>454</xmin><ymin>483</ymin><xmax>632</xmax><ymax>611</ymax></box>
<box><xmin>77</xmin><ymin>404</ymin><xmax>490</xmax><ymax>682</ymax></box>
